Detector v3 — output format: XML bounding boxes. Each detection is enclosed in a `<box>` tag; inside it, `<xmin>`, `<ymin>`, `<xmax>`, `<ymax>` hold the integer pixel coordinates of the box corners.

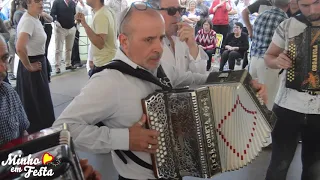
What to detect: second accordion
<box><xmin>142</xmin><ymin>70</ymin><xmax>276</xmax><ymax>179</ymax></box>
<box><xmin>286</xmin><ymin>26</ymin><xmax>320</xmax><ymax>93</ymax></box>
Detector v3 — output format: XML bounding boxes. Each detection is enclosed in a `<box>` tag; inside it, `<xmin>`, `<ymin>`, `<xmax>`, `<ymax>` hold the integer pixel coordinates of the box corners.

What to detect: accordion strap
<box><xmin>90</xmin><ymin>59</ymin><xmax>172</xmax><ymax>91</ymax></box>
<box><xmin>92</xmin><ymin>60</ymin><xmax>170</xmax><ymax>171</ymax></box>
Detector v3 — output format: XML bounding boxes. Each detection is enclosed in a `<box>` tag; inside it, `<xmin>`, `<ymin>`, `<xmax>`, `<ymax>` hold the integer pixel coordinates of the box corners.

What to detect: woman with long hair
<box><xmin>15</xmin><ymin>0</ymin><xmax>55</xmax><ymax>133</ymax></box>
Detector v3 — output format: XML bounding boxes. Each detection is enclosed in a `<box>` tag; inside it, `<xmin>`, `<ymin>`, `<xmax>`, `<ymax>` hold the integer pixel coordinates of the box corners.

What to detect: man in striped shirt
<box><xmin>249</xmin><ymin>0</ymin><xmax>289</xmax><ymax>110</ymax></box>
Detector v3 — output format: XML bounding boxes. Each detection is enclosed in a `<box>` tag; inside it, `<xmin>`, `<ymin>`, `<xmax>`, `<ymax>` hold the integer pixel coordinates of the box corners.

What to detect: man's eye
<box><xmin>145</xmin><ymin>38</ymin><xmax>153</xmax><ymax>42</ymax></box>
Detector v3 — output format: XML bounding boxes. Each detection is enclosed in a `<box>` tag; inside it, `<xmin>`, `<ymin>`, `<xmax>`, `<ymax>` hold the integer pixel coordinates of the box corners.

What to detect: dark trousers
<box><xmin>71</xmin><ymin>30</ymin><xmax>81</xmax><ymax>66</ymax></box>
<box><xmin>205</xmin><ymin>49</ymin><xmax>215</xmax><ymax>71</ymax></box>
<box><xmin>219</xmin><ymin>50</ymin><xmax>242</xmax><ymax>71</ymax></box>
<box><xmin>212</xmin><ymin>25</ymin><xmax>229</xmax><ymax>44</ymax></box>
<box><xmin>266</xmin><ymin>104</ymin><xmax>320</xmax><ymax>180</ymax></box>
<box><xmin>44</xmin><ymin>24</ymin><xmax>52</xmax><ymax>81</ymax></box>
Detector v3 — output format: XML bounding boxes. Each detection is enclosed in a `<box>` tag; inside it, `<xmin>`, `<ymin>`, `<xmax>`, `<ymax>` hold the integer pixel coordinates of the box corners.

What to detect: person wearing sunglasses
<box><xmin>147</xmin><ymin>0</ymin><xmax>209</xmax><ymax>74</ymax></box>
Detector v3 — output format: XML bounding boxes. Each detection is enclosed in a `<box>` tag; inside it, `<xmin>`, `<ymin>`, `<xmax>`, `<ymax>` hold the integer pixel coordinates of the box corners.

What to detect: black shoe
<box><xmin>56</xmin><ymin>68</ymin><xmax>61</xmax><ymax>74</ymax></box>
<box><xmin>66</xmin><ymin>66</ymin><xmax>76</xmax><ymax>70</ymax></box>
<box><xmin>236</xmin><ymin>59</ymin><xmax>241</xmax><ymax>66</ymax></box>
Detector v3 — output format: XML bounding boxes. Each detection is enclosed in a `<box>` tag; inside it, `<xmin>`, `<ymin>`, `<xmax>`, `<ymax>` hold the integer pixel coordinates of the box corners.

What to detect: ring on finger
<box><xmin>147</xmin><ymin>144</ymin><xmax>152</xmax><ymax>149</ymax></box>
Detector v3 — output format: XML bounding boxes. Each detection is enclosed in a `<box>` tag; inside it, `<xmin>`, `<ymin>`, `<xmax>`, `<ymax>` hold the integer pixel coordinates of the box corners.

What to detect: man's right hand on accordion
<box><xmin>128</xmin><ymin>114</ymin><xmax>160</xmax><ymax>154</ymax></box>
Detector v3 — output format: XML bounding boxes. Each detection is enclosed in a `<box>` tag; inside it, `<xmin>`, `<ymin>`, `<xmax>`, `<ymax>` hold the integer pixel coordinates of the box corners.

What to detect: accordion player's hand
<box><xmin>80</xmin><ymin>159</ymin><xmax>101</xmax><ymax>180</ymax></box>
<box><xmin>276</xmin><ymin>50</ymin><xmax>292</xmax><ymax>69</ymax></box>
<box><xmin>129</xmin><ymin>114</ymin><xmax>160</xmax><ymax>154</ymax></box>
<box><xmin>250</xmin><ymin>80</ymin><xmax>268</xmax><ymax>105</ymax></box>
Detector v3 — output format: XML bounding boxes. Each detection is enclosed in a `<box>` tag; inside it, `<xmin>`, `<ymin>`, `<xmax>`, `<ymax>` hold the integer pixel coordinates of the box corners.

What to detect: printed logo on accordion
<box><xmin>1</xmin><ymin>152</ymin><xmax>60</xmax><ymax>178</ymax></box>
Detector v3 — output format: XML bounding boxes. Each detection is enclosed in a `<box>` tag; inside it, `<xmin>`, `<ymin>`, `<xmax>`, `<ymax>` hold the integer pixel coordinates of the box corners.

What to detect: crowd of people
<box><xmin>0</xmin><ymin>0</ymin><xmax>320</xmax><ymax>179</ymax></box>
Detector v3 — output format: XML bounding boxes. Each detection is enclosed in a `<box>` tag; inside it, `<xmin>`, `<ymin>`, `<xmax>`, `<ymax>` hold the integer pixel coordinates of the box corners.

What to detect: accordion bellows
<box><xmin>142</xmin><ymin>70</ymin><xmax>276</xmax><ymax>179</ymax></box>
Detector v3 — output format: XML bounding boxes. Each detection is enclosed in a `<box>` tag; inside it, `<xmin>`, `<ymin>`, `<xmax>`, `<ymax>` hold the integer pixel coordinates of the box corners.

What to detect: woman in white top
<box><xmin>15</xmin><ymin>0</ymin><xmax>55</xmax><ymax>134</ymax></box>
<box><xmin>182</xmin><ymin>0</ymin><xmax>201</xmax><ymax>28</ymax></box>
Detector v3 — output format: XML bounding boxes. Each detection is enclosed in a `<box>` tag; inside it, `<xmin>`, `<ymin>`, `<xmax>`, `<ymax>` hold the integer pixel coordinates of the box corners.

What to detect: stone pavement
<box><xmin>50</xmin><ymin>69</ymin><xmax>302</xmax><ymax>180</ymax></box>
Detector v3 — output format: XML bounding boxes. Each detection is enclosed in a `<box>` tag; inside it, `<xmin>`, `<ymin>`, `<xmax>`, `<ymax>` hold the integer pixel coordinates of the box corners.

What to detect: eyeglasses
<box><xmin>159</xmin><ymin>7</ymin><xmax>186</xmax><ymax>16</ymax></box>
<box><xmin>119</xmin><ymin>1</ymin><xmax>154</xmax><ymax>33</ymax></box>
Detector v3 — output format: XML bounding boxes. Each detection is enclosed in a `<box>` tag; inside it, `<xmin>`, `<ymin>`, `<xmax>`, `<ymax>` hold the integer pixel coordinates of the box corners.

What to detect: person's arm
<box><xmin>76</xmin><ymin>0</ymin><xmax>88</xmax><ymax>15</ymax></box>
<box><xmin>78</xmin><ymin>13</ymin><xmax>108</xmax><ymax>50</ymax></box>
<box><xmin>265</xmin><ymin>20</ymin><xmax>291</xmax><ymax>69</ymax></box>
<box><xmin>52</xmin><ymin>73</ymin><xmax>159</xmax><ymax>154</ymax></box>
<box><xmin>235</xmin><ymin>33</ymin><xmax>249</xmax><ymax>51</ymax></box>
<box><xmin>209</xmin><ymin>0</ymin><xmax>222</xmax><ymax>14</ymax></box>
<box><xmin>242</xmin><ymin>0</ymin><xmax>262</xmax><ymax>37</ymax></box>
<box><xmin>0</xmin><ymin>19</ymin><xmax>10</xmax><ymax>42</ymax></box>
<box><xmin>50</xmin><ymin>0</ymin><xmax>58</xmax><ymax>22</ymax></box>
<box><xmin>52</xmin><ymin>74</ymin><xmax>126</xmax><ymax>153</ymax></box>
<box><xmin>16</xmin><ymin>21</ymin><xmax>41</xmax><ymax>72</ymax></box>
<box><xmin>40</xmin><ymin>12</ymin><xmax>53</xmax><ymax>23</ymax></box>
<box><xmin>182</xmin><ymin>15</ymin><xmax>195</xmax><ymax>23</ymax></box>
<box><xmin>225</xmin><ymin>0</ymin><xmax>232</xmax><ymax>11</ymax></box>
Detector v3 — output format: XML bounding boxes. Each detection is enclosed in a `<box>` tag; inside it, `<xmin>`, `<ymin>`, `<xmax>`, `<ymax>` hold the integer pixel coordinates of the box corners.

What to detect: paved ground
<box><xmin>47</xmin><ymin>68</ymin><xmax>303</xmax><ymax>180</ymax></box>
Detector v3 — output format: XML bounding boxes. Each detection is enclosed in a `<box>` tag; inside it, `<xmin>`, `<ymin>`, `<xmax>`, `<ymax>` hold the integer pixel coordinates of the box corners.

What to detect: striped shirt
<box><xmin>250</xmin><ymin>7</ymin><xmax>288</xmax><ymax>57</ymax></box>
<box><xmin>0</xmin><ymin>82</ymin><xmax>29</xmax><ymax>146</ymax></box>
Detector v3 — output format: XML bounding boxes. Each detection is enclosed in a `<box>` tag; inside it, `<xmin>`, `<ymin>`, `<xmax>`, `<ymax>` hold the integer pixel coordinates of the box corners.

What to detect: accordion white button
<box><xmin>160</xmin><ymin>129</ymin><xmax>163</xmax><ymax>132</ymax></box>
<box><xmin>156</xmin><ymin>153</ymin><xmax>160</xmax><ymax>157</ymax></box>
<box><xmin>161</xmin><ymin>133</ymin><xmax>164</xmax><ymax>137</ymax></box>
<box><xmin>155</xmin><ymin>122</ymin><xmax>159</xmax><ymax>126</ymax></box>
<box><xmin>160</xmin><ymin>154</ymin><xmax>164</xmax><ymax>158</ymax></box>
<box><xmin>154</xmin><ymin>118</ymin><xmax>158</xmax><ymax>121</ymax></box>
<box><xmin>158</xmin><ymin>158</ymin><xmax>161</xmax><ymax>162</ymax></box>
<box><xmin>159</xmin><ymin>124</ymin><xmax>163</xmax><ymax>128</ymax></box>
<box><xmin>160</xmin><ymin>150</ymin><xmax>163</xmax><ymax>154</ymax></box>
<box><xmin>161</xmin><ymin>159</ymin><xmax>165</xmax><ymax>163</ymax></box>
<box><xmin>151</xmin><ymin>121</ymin><xmax>155</xmax><ymax>125</ymax></box>
<box><xmin>156</xmin><ymin>127</ymin><xmax>159</xmax><ymax>131</ymax></box>
<box><xmin>161</xmin><ymin>138</ymin><xmax>165</xmax><ymax>141</ymax></box>
<box><xmin>156</xmin><ymin>149</ymin><xmax>159</xmax><ymax>153</ymax></box>
<box><xmin>162</xmin><ymin>142</ymin><xmax>165</xmax><ymax>146</ymax></box>
<box><xmin>154</xmin><ymin>113</ymin><xmax>158</xmax><ymax>117</ymax></box>
<box><xmin>164</xmin><ymin>151</ymin><xmax>167</xmax><ymax>155</ymax></box>
<box><xmin>149</xmin><ymin>112</ymin><xmax>153</xmax><ymax>116</ymax></box>
<box><xmin>150</xmin><ymin>116</ymin><xmax>154</xmax><ymax>120</ymax></box>
<box><xmin>159</xmin><ymin>162</ymin><xmax>162</xmax><ymax>166</ymax></box>
<box><xmin>163</xmin><ymin>147</ymin><xmax>166</xmax><ymax>150</ymax></box>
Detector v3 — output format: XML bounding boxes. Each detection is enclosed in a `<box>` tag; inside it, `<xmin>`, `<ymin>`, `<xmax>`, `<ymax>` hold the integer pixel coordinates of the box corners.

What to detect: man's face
<box><xmin>298</xmin><ymin>0</ymin><xmax>320</xmax><ymax>21</ymax></box>
<box><xmin>119</xmin><ymin>13</ymin><xmax>166</xmax><ymax>70</ymax></box>
<box><xmin>0</xmin><ymin>43</ymin><xmax>9</xmax><ymax>84</ymax></box>
<box><xmin>159</xmin><ymin>0</ymin><xmax>182</xmax><ymax>37</ymax></box>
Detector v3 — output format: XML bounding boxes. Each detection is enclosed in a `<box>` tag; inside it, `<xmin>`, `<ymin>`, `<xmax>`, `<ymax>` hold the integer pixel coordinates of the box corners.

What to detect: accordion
<box><xmin>141</xmin><ymin>70</ymin><xmax>276</xmax><ymax>179</ymax></box>
<box><xmin>0</xmin><ymin>124</ymin><xmax>85</xmax><ymax>180</ymax></box>
<box><xmin>286</xmin><ymin>26</ymin><xmax>320</xmax><ymax>94</ymax></box>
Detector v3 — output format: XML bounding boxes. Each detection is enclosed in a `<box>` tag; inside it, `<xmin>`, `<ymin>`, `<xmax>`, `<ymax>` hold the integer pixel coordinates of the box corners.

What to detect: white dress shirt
<box><xmin>53</xmin><ymin>49</ymin><xmax>208</xmax><ymax>179</ymax></box>
<box><xmin>162</xmin><ymin>36</ymin><xmax>208</xmax><ymax>74</ymax></box>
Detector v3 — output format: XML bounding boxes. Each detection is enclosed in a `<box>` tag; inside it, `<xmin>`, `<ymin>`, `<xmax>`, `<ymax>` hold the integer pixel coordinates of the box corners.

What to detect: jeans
<box><xmin>266</xmin><ymin>104</ymin><xmax>320</xmax><ymax>180</ymax></box>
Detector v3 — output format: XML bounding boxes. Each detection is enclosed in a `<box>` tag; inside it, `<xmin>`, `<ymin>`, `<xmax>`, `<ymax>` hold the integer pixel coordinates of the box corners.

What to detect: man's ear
<box><xmin>119</xmin><ymin>33</ymin><xmax>129</xmax><ymax>50</ymax></box>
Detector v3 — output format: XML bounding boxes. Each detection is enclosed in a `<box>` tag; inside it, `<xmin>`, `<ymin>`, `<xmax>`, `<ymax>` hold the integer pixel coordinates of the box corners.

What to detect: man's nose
<box><xmin>310</xmin><ymin>5</ymin><xmax>318</xmax><ymax>14</ymax></box>
<box><xmin>153</xmin><ymin>40</ymin><xmax>164</xmax><ymax>54</ymax></box>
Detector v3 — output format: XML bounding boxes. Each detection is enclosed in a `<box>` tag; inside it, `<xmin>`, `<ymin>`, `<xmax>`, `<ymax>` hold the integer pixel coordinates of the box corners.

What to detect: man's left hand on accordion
<box><xmin>250</xmin><ymin>80</ymin><xmax>268</xmax><ymax>104</ymax></box>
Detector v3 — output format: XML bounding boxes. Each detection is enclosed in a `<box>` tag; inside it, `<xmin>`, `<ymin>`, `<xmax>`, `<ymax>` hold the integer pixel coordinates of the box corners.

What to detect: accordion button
<box><xmin>157</xmin><ymin>153</ymin><xmax>160</xmax><ymax>157</ymax></box>
<box><xmin>149</xmin><ymin>112</ymin><xmax>153</xmax><ymax>116</ymax></box>
<box><xmin>156</xmin><ymin>127</ymin><xmax>159</xmax><ymax>131</ymax></box>
<box><xmin>164</xmin><ymin>151</ymin><xmax>167</xmax><ymax>155</ymax></box>
<box><xmin>156</xmin><ymin>149</ymin><xmax>159</xmax><ymax>153</ymax></box>
<box><xmin>161</xmin><ymin>159</ymin><xmax>165</xmax><ymax>163</ymax></box>
<box><xmin>161</xmin><ymin>138</ymin><xmax>165</xmax><ymax>141</ymax></box>
<box><xmin>154</xmin><ymin>113</ymin><xmax>158</xmax><ymax>117</ymax></box>
<box><xmin>163</xmin><ymin>147</ymin><xmax>166</xmax><ymax>150</ymax></box>
<box><xmin>150</xmin><ymin>116</ymin><xmax>154</xmax><ymax>120</ymax></box>
<box><xmin>159</xmin><ymin>124</ymin><xmax>163</xmax><ymax>128</ymax></box>
<box><xmin>161</xmin><ymin>133</ymin><xmax>164</xmax><ymax>137</ymax></box>
<box><xmin>151</xmin><ymin>121</ymin><xmax>155</xmax><ymax>125</ymax></box>
<box><xmin>155</xmin><ymin>122</ymin><xmax>159</xmax><ymax>126</ymax></box>
<box><xmin>160</xmin><ymin>150</ymin><xmax>163</xmax><ymax>154</ymax></box>
<box><xmin>159</xmin><ymin>146</ymin><xmax>162</xmax><ymax>149</ymax></box>
<box><xmin>161</xmin><ymin>154</ymin><xmax>164</xmax><ymax>158</ymax></box>
<box><xmin>154</xmin><ymin>118</ymin><xmax>158</xmax><ymax>122</ymax></box>
<box><xmin>158</xmin><ymin>158</ymin><xmax>161</xmax><ymax>162</ymax></box>
<box><xmin>162</xmin><ymin>142</ymin><xmax>165</xmax><ymax>146</ymax></box>
<box><xmin>160</xmin><ymin>129</ymin><xmax>163</xmax><ymax>132</ymax></box>
<box><xmin>159</xmin><ymin>162</ymin><xmax>162</xmax><ymax>166</ymax></box>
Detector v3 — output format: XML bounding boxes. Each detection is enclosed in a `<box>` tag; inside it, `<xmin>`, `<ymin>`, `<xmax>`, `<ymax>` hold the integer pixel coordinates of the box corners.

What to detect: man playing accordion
<box><xmin>264</xmin><ymin>0</ymin><xmax>320</xmax><ymax>179</ymax></box>
<box><xmin>53</xmin><ymin>2</ymin><xmax>267</xmax><ymax>180</ymax></box>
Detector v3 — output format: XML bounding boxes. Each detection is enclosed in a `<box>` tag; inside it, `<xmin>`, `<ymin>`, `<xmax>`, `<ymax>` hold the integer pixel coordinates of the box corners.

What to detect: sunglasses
<box><xmin>159</xmin><ymin>7</ymin><xmax>186</xmax><ymax>16</ymax></box>
<box><xmin>119</xmin><ymin>1</ymin><xmax>154</xmax><ymax>33</ymax></box>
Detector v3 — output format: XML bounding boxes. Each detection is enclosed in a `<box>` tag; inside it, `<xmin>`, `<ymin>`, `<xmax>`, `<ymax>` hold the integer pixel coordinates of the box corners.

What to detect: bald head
<box><xmin>119</xmin><ymin>4</ymin><xmax>164</xmax><ymax>36</ymax></box>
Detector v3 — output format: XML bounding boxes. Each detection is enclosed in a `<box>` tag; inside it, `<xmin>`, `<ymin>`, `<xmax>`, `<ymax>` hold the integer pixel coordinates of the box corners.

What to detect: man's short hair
<box><xmin>119</xmin><ymin>6</ymin><xmax>134</xmax><ymax>35</ymax></box>
<box><xmin>0</xmin><ymin>34</ymin><xmax>7</xmax><ymax>63</ymax></box>
<box><xmin>271</xmin><ymin>0</ymin><xmax>290</xmax><ymax>7</ymax></box>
